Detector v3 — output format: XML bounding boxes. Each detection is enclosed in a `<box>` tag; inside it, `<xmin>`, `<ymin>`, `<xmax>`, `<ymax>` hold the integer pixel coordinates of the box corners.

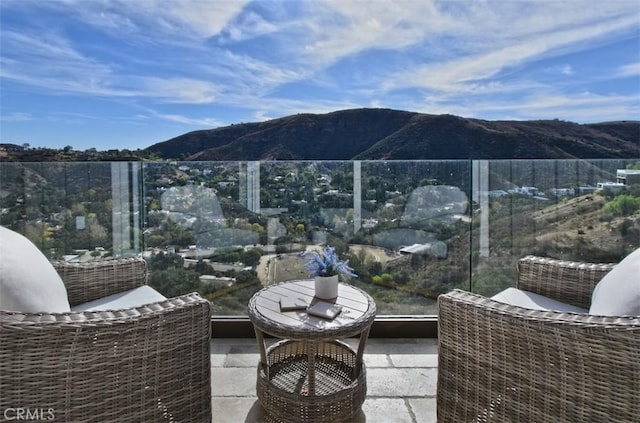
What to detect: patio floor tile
<box><xmin>211</xmin><ymin>338</ymin><xmax>437</xmax><ymax>423</ymax></box>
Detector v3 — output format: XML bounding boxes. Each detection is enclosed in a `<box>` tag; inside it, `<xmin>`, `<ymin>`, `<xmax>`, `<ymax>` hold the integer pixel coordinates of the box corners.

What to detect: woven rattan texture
<box><xmin>437</xmin><ymin>256</ymin><xmax>640</xmax><ymax>423</ymax></box>
<box><xmin>257</xmin><ymin>340</ymin><xmax>366</xmax><ymax>423</ymax></box>
<box><xmin>53</xmin><ymin>257</ymin><xmax>148</xmax><ymax>306</ymax></box>
<box><xmin>0</xmin><ymin>258</ymin><xmax>213</xmax><ymax>423</ymax></box>
<box><xmin>248</xmin><ymin>281</ymin><xmax>376</xmax><ymax>422</ymax></box>
<box><xmin>517</xmin><ymin>255</ymin><xmax>616</xmax><ymax>309</ymax></box>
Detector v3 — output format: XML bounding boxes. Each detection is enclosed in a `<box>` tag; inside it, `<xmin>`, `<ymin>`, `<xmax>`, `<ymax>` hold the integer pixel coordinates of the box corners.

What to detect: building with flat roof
<box><xmin>617</xmin><ymin>169</ymin><xmax>640</xmax><ymax>185</ymax></box>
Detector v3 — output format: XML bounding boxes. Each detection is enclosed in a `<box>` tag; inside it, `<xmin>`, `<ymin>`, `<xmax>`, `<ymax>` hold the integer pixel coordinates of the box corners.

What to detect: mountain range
<box><xmin>147</xmin><ymin>108</ymin><xmax>640</xmax><ymax>161</ymax></box>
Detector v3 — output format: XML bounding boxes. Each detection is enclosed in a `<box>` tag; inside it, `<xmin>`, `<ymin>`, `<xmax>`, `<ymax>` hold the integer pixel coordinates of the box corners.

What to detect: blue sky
<box><xmin>1</xmin><ymin>0</ymin><xmax>639</xmax><ymax>151</ymax></box>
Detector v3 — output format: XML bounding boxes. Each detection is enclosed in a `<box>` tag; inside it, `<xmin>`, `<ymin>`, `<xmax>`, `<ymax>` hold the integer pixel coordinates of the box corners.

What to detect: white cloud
<box><xmin>252</xmin><ymin>110</ymin><xmax>275</xmax><ymax>122</ymax></box>
<box><xmin>561</xmin><ymin>65</ymin><xmax>574</xmax><ymax>76</ymax></box>
<box><xmin>215</xmin><ymin>50</ymin><xmax>306</xmax><ymax>90</ymax></box>
<box><xmin>0</xmin><ymin>28</ymin><xmax>221</xmax><ymax>103</ymax></box>
<box><xmin>142</xmin><ymin>78</ymin><xmax>218</xmax><ymax>104</ymax></box>
<box><xmin>156</xmin><ymin>113</ymin><xmax>223</xmax><ymax>127</ymax></box>
<box><xmin>411</xmin><ymin>90</ymin><xmax>640</xmax><ymax>124</ymax></box>
<box><xmin>382</xmin><ymin>8</ymin><xmax>639</xmax><ymax>94</ymax></box>
<box><xmin>221</xmin><ymin>10</ymin><xmax>280</xmax><ymax>43</ymax></box>
<box><xmin>618</xmin><ymin>62</ymin><xmax>640</xmax><ymax>77</ymax></box>
<box><xmin>301</xmin><ymin>0</ymin><xmax>448</xmax><ymax>65</ymax></box>
<box><xmin>0</xmin><ymin>29</ymin><xmax>131</xmax><ymax>96</ymax></box>
<box><xmin>0</xmin><ymin>112</ymin><xmax>32</xmax><ymax>122</ymax></box>
<box><xmin>513</xmin><ymin>92</ymin><xmax>639</xmax><ymax>122</ymax></box>
<box><xmin>40</xmin><ymin>0</ymin><xmax>250</xmax><ymax>40</ymax></box>
<box><xmin>166</xmin><ymin>0</ymin><xmax>250</xmax><ymax>38</ymax></box>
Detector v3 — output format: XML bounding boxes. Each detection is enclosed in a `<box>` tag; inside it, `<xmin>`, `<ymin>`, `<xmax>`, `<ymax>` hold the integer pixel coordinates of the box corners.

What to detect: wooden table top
<box><xmin>248</xmin><ymin>280</ymin><xmax>376</xmax><ymax>340</ymax></box>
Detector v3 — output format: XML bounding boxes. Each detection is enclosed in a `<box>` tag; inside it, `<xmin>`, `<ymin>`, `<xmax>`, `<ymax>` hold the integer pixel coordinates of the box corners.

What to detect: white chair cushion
<box><xmin>0</xmin><ymin>226</ymin><xmax>71</xmax><ymax>313</ymax></box>
<box><xmin>71</xmin><ymin>285</ymin><xmax>167</xmax><ymax>312</ymax></box>
<box><xmin>589</xmin><ymin>247</ymin><xmax>640</xmax><ymax>316</ymax></box>
<box><xmin>491</xmin><ymin>287</ymin><xmax>588</xmax><ymax>313</ymax></box>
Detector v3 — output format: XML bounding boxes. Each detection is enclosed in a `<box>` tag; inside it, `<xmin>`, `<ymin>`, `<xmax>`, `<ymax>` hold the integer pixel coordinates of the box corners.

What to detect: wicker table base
<box><xmin>248</xmin><ymin>281</ymin><xmax>376</xmax><ymax>423</ymax></box>
<box><xmin>257</xmin><ymin>340</ymin><xmax>366</xmax><ymax>423</ymax></box>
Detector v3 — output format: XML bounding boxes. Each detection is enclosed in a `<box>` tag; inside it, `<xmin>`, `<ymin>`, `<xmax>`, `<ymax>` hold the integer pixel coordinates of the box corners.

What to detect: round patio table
<box><xmin>248</xmin><ymin>280</ymin><xmax>376</xmax><ymax>423</ymax></box>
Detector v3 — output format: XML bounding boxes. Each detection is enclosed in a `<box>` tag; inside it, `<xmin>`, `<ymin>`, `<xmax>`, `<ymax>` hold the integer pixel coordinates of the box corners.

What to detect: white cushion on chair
<box><xmin>0</xmin><ymin>226</ymin><xmax>71</xmax><ymax>313</ymax></box>
<box><xmin>71</xmin><ymin>285</ymin><xmax>167</xmax><ymax>312</ymax></box>
<box><xmin>589</xmin><ymin>247</ymin><xmax>640</xmax><ymax>316</ymax></box>
<box><xmin>491</xmin><ymin>287</ymin><xmax>588</xmax><ymax>313</ymax></box>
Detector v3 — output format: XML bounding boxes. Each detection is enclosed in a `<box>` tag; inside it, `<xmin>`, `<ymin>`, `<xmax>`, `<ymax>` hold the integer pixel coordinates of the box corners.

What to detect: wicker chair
<box><xmin>0</xmin><ymin>257</ymin><xmax>212</xmax><ymax>423</ymax></box>
<box><xmin>437</xmin><ymin>255</ymin><xmax>640</xmax><ymax>423</ymax></box>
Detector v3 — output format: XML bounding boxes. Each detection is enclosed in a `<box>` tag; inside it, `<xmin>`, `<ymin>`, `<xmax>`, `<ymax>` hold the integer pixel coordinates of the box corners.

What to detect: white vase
<box><xmin>314</xmin><ymin>275</ymin><xmax>339</xmax><ymax>300</ymax></box>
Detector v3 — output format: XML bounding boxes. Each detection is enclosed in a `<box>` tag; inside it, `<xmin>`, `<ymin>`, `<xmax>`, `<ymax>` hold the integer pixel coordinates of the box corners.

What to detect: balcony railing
<box><xmin>1</xmin><ymin>159</ymin><xmax>638</xmax><ymax>325</ymax></box>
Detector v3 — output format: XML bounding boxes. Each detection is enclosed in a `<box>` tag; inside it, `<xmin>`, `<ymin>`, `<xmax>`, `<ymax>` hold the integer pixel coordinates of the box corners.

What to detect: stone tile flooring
<box><xmin>211</xmin><ymin>338</ymin><xmax>438</xmax><ymax>423</ymax></box>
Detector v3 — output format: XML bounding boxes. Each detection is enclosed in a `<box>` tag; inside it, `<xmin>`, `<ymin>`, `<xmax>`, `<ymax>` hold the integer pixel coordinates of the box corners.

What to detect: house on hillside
<box><xmin>617</xmin><ymin>169</ymin><xmax>640</xmax><ymax>186</ymax></box>
<box><xmin>592</xmin><ymin>168</ymin><xmax>639</xmax><ymax>193</ymax></box>
<box><xmin>399</xmin><ymin>242</ymin><xmax>447</xmax><ymax>259</ymax></box>
<box><xmin>597</xmin><ymin>181</ymin><xmax>625</xmax><ymax>192</ymax></box>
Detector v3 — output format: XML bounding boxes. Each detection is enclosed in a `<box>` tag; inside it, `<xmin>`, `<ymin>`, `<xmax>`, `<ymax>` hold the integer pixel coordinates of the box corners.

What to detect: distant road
<box><xmin>257</xmin><ymin>254</ymin><xmax>274</xmax><ymax>286</ymax></box>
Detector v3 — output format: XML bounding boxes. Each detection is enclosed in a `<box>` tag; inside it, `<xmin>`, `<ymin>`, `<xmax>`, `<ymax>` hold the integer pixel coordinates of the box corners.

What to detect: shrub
<box><xmin>604</xmin><ymin>194</ymin><xmax>640</xmax><ymax>217</ymax></box>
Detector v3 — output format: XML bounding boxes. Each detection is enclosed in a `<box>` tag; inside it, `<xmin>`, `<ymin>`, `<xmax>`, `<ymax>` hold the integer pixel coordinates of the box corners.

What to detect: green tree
<box><xmin>149</xmin><ymin>268</ymin><xmax>202</xmax><ymax>297</ymax></box>
<box><xmin>471</xmin><ymin>270</ymin><xmax>513</xmax><ymax>297</ymax></box>
<box><xmin>242</xmin><ymin>248</ymin><xmax>263</xmax><ymax>266</ymax></box>
<box><xmin>147</xmin><ymin>252</ymin><xmax>184</xmax><ymax>270</ymax></box>
<box><xmin>194</xmin><ymin>260</ymin><xmax>213</xmax><ymax>275</ymax></box>
<box><xmin>604</xmin><ymin>194</ymin><xmax>640</xmax><ymax>216</ymax></box>
<box><xmin>626</xmin><ymin>161</ymin><xmax>640</xmax><ymax>170</ymax></box>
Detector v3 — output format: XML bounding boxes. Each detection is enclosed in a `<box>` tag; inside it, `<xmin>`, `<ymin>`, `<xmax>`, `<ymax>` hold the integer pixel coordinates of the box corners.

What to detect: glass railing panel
<box><xmin>0</xmin><ymin>162</ymin><xmax>139</xmax><ymax>259</ymax></box>
<box><xmin>1</xmin><ymin>158</ymin><xmax>638</xmax><ymax>318</ymax></box>
<box><xmin>141</xmin><ymin>161</ymin><xmax>264</xmax><ymax>313</ymax></box>
<box><xmin>139</xmin><ymin>160</ymin><xmax>473</xmax><ymax>315</ymax></box>
<box><xmin>352</xmin><ymin>160</ymin><xmax>472</xmax><ymax>314</ymax></box>
<box><xmin>470</xmin><ymin>158</ymin><xmax>639</xmax><ymax>296</ymax></box>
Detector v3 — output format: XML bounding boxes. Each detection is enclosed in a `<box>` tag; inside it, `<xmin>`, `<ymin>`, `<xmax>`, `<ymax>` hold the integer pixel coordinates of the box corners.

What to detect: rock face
<box><xmin>146</xmin><ymin>108</ymin><xmax>640</xmax><ymax>160</ymax></box>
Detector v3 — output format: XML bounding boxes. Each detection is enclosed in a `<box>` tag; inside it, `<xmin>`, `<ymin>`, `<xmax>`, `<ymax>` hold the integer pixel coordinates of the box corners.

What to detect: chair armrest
<box><xmin>437</xmin><ymin>289</ymin><xmax>640</xmax><ymax>423</ymax></box>
<box><xmin>517</xmin><ymin>255</ymin><xmax>615</xmax><ymax>309</ymax></box>
<box><xmin>53</xmin><ymin>257</ymin><xmax>148</xmax><ymax>306</ymax></box>
<box><xmin>0</xmin><ymin>293</ymin><xmax>212</xmax><ymax>423</ymax></box>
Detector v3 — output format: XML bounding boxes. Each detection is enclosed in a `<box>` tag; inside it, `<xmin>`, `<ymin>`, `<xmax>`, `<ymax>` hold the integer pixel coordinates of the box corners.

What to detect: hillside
<box><xmin>146</xmin><ymin>108</ymin><xmax>640</xmax><ymax>160</ymax></box>
<box><xmin>532</xmin><ymin>194</ymin><xmax>639</xmax><ymax>261</ymax></box>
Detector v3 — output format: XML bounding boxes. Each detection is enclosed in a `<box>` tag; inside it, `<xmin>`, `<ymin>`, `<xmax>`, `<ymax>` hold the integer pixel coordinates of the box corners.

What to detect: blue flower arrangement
<box><xmin>302</xmin><ymin>246</ymin><xmax>357</xmax><ymax>279</ymax></box>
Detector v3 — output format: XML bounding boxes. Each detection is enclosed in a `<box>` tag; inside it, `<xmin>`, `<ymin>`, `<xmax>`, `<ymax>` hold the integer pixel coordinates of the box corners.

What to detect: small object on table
<box><xmin>279</xmin><ymin>296</ymin><xmax>309</xmax><ymax>311</ymax></box>
<box><xmin>306</xmin><ymin>301</ymin><xmax>342</xmax><ymax>320</ymax></box>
